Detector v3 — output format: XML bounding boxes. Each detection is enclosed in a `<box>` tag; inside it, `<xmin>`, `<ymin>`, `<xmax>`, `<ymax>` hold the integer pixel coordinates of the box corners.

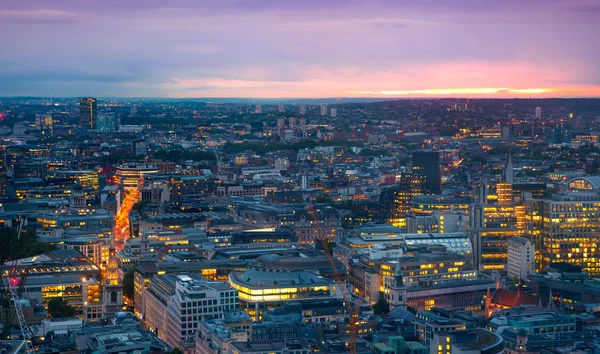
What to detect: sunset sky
<box><xmin>1</xmin><ymin>0</ymin><xmax>599</xmax><ymax>98</ymax></box>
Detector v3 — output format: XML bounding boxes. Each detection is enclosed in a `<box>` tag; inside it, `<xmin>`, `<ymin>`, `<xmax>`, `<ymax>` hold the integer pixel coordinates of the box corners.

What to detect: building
<box><xmin>293</xmin><ymin>207</ymin><xmax>341</xmax><ymax>244</ymax></box>
<box><xmin>320</xmin><ymin>103</ymin><xmax>327</xmax><ymax>116</ymax></box>
<box><xmin>103</xmin><ymin>247</ymin><xmax>123</xmax><ymax>318</ymax></box>
<box><xmin>46</xmin><ymin>169</ymin><xmax>99</xmax><ymax>188</ymax></box>
<box><xmin>415</xmin><ymin>311</ymin><xmax>466</xmax><ymax>348</ymax></box>
<box><xmin>535</xmin><ymin>107</ymin><xmax>542</xmax><ymax>119</ymax></box>
<box><xmin>97</xmin><ymin>112</ymin><xmax>117</xmax><ymax>132</ymax></box>
<box><xmin>229</xmin><ymin>267</ymin><xmax>341</xmax><ymax>321</ymax></box>
<box><xmin>0</xmin><ymin>149</ymin><xmax>7</xmax><ymax>196</ymax></box>
<box><xmin>2</xmin><ymin>249</ymin><xmax>103</xmax><ymax>320</ymax></box>
<box><xmin>35</xmin><ymin>113</ymin><xmax>53</xmax><ymax>136</ymax></box>
<box><xmin>195</xmin><ymin>318</ymin><xmax>251</xmax><ymax>354</ymax></box>
<box><xmin>80</xmin><ymin>97</ymin><xmax>98</xmax><ymax>129</ymax></box>
<box><xmin>380</xmin><ymin>174</ymin><xmax>425</xmax><ymax>228</ymax></box>
<box><xmin>330</xmin><ymin>108</ymin><xmax>337</xmax><ymax>117</ymax></box>
<box><xmin>471</xmin><ymin>181</ymin><xmax>526</xmax><ymax>271</ymax></box>
<box><xmin>255</xmin><ymin>104</ymin><xmax>262</xmax><ymax>114</ymax></box>
<box><xmin>228</xmin><ymin>340</ymin><xmax>309</xmax><ymax>354</ymax></box>
<box><xmin>507</xmin><ymin>237</ymin><xmax>534</xmax><ymax>281</ymax></box>
<box><xmin>142</xmin><ymin>274</ymin><xmax>238</xmax><ymax>351</ymax></box>
<box><xmin>114</xmin><ymin>163</ymin><xmax>158</xmax><ymax>189</ymax></box>
<box><xmin>430</xmin><ymin>328</ymin><xmax>504</xmax><ymax>354</ymax></box>
<box><xmin>299</xmin><ymin>104</ymin><xmax>306</xmax><ymax>115</ymax></box>
<box><xmin>277</xmin><ymin>103</ymin><xmax>285</xmax><ymax>113</ymax></box>
<box><xmin>541</xmin><ymin>193</ymin><xmax>600</xmax><ymax>275</ymax></box>
<box><xmin>412</xmin><ymin>151</ymin><xmax>441</xmax><ymax>194</ymax></box>
<box><xmin>132</xmin><ymin>139</ymin><xmax>148</xmax><ymax>156</ymax></box>
<box><xmin>63</xmin><ymin>238</ymin><xmax>108</xmax><ymax>269</ymax></box>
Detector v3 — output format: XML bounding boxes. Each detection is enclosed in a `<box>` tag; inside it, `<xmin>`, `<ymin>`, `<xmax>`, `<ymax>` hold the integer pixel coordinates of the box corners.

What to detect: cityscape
<box><xmin>2</xmin><ymin>1</ymin><xmax>600</xmax><ymax>354</ymax></box>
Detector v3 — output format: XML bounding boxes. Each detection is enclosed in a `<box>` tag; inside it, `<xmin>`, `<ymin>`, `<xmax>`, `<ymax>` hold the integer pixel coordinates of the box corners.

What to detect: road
<box><xmin>113</xmin><ymin>188</ymin><xmax>139</xmax><ymax>250</ymax></box>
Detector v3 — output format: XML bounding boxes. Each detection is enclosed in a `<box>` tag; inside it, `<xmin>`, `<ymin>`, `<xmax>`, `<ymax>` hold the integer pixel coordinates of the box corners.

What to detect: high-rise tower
<box><xmin>80</xmin><ymin>97</ymin><xmax>98</xmax><ymax>129</ymax></box>
<box><xmin>412</xmin><ymin>150</ymin><xmax>441</xmax><ymax>194</ymax></box>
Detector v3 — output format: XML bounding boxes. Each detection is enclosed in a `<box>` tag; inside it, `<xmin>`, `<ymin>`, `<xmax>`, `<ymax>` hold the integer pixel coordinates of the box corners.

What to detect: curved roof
<box><xmin>567</xmin><ymin>176</ymin><xmax>600</xmax><ymax>190</ymax></box>
<box><xmin>229</xmin><ymin>266</ymin><xmax>332</xmax><ymax>288</ymax></box>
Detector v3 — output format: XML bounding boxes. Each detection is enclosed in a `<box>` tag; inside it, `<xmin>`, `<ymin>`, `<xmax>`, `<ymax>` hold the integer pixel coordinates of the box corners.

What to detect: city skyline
<box><xmin>1</xmin><ymin>0</ymin><xmax>600</xmax><ymax>98</ymax></box>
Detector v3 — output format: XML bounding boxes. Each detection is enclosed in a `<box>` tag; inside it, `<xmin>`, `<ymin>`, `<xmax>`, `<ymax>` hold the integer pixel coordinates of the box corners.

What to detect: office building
<box><xmin>429</xmin><ymin>328</ymin><xmax>504</xmax><ymax>354</ymax></box>
<box><xmin>114</xmin><ymin>163</ymin><xmax>158</xmax><ymax>189</ymax></box>
<box><xmin>330</xmin><ymin>107</ymin><xmax>337</xmax><ymax>117</ymax></box>
<box><xmin>507</xmin><ymin>237</ymin><xmax>534</xmax><ymax>281</ymax></box>
<box><xmin>349</xmin><ymin>247</ymin><xmax>477</xmax><ymax>305</ymax></box>
<box><xmin>412</xmin><ymin>151</ymin><xmax>441</xmax><ymax>194</ymax></box>
<box><xmin>415</xmin><ymin>311</ymin><xmax>466</xmax><ymax>348</ymax></box>
<box><xmin>3</xmin><ymin>249</ymin><xmax>103</xmax><ymax>320</ymax></box>
<box><xmin>97</xmin><ymin>112</ymin><xmax>117</xmax><ymax>132</ymax></box>
<box><xmin>541</xmin><ymin>192</ymin><xmax>600</xmax><ymax>275</ymax></box>
<box><xmin>35</xmin><ymin>114</ymin><xmax>53</xmax><ymax>137</ymax></box>
<box><xmin>80</xmin><ymin>97</ymin><xmax>97</xmax><ymax>129</ymax></box>
<box><xmin>471</xmin><ymin>182</ymin><xmax>526</xmax><ymax>271</ymax></box>
<box><xmin>255</xmin><ymin>104</ymin><xmax>262</xmax><ymax>114</ymax></box>
<box><xmin>229</xmin><ymin>266</ymin><xmax>341</xmax><ymax>321</ymax></box>
<box><xmin>142</xmin><ymin>274</ymin><xmax>237</xmax><ymax>350</ymax></box>
<box><xmin>277</xmin><ymin>103</ymin><xmax>285</xmax><ymax>113</ymax></box>
<box><xmin>379</xmin><ymin>173</ymin><xmax>425</xmax><ymax>228</ymax></box>
<box><xmin>535</xmin><ymin>106</ymin><xmax>542</xmax><ymax>119</ymax></box>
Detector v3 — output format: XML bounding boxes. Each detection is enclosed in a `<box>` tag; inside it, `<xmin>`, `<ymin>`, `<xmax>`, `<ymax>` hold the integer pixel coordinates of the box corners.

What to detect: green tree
<box><xmin>166</xmin><ymin>349</ymin><xmax>184</xmax><ymax>354</ymax></box>
<box><xmin>373</xmin><ymin>296</ymin><xmax>390</xmax><ymax>315</ymax></box>
<box><xmin>47</xmin><ymin>297</ymin><xmax>75</xmax><ymax>318</ymax></box>
<box><xmin>0</xmin><ymin>227</ymin><xmax>56</xmax><ymax>264</ymax></box>
<box><xmin>123</xmin><ymin>265</ymin><xmax>138</xmax><ymax>300</ymax></box>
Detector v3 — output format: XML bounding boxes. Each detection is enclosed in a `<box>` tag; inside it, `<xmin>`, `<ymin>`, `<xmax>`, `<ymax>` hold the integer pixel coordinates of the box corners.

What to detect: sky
<box><xmin>1</xmin><ymin>0</ymin><xmax>600</xmax><ymax>98</ymax></box>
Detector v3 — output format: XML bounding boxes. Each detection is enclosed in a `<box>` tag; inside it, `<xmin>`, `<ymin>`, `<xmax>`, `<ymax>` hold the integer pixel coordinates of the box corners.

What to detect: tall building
<box><xmin>299</xmin><ymin>118</ymin><xmax>307</xmax><ymax>139</ymax></box>
<box><xmin>276</xmin><ymin>118</ymin><xmax>286</xmax><ymax>138</ymax></box>
<box><xmin>320</xmin><ymin>103</ymin><xmax>328</xmax><ymax>116</ymax></box>
<box><xmin>97</xmin><ymin>112</ymin><xmax>117</xmax><ymax>132</ymax></box>
<box><xmin>412</xmin><ymin>150</ymin><xmax>441</xmax><ymax>194</ymax></box>
<box><xmin>255</xmin><ymin>104</ymin><xmax>262</xmax><ymax>114</ymax></box>
<box><xmin>80</xmin><ymin>97</ymin><xmax>98</xmax><ymax>129</ymax></box>
<box><xmin>379</xmin><ymin>173</ymin><xmax>424</xmax><ymax>228</ymax></box>
<box><xmin>0</xmin><ymin>149</ymin><xmax>6</xmax><ymax>196</ymax></box>
<box><xmin>330</xmin><ymin>107</ymin><xmax>337</xmax><ymax>117</ymax></box>
<box><xmin>299</xmin><ymin>104</ymin><xmax>307</xmax><ymax>115</ymax></box>
<box><xmin>471</xmin><ymin>181</ymin><xmax>526</xmax><ymax>271</ymax></box>
<box><xmin>277</xmin><ymin>103</ymin><xmax>285</xmax><ymax>113</ymax></box>
<box><xmin>96</xmin><ymin>112</ymin><xmax>117</xmax><ymax>133</ymax></box>
<box><xmin>541</xmin><ymin>192</ymin><xmax>600</xmax><ymax>275</ymax></box>
<box><xmin>507</xmin><ymin>236</ymin><xmax>534</xmax><ymax>281</ymax></box>
<box><xmin>535</xmin><ymin>106</ymin><xmax>542</xmax><ymax>119</ymax></box>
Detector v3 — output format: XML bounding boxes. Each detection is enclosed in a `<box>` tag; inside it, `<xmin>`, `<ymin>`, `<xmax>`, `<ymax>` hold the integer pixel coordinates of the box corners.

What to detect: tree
<box><xmin>166</xmin><ymin>349</ymin><xmax>184</xmax><ymax>354</ymax></box>
<box><xmin>47</xmin><ymin>297</ymin><xmax>75</xmax><ymax>318</ymax></box>
<box><xmin>123</xmin><ymin>265</ymin><xmax>138</xmax><ymax>300</ymax></box>
<box><xmin>373</xmin><ymin>297</ymin><xmax>390</xmax><ymax>315</ymax></box>
<box><xmin>0</xmin><ymin>227</ymin><xmax>56</xmax><ymax>264</ymax></box>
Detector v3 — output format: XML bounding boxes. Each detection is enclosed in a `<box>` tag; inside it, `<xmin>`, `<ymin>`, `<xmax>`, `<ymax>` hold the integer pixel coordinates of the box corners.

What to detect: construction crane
<box><xmin>5</xmin><ymin>217</ymin><xmax>36</xmax><ymax>354</ymax></box>
<box><xmin>307</xmin><ymin>204</ymin><xmax>360</xmax><ymax>354</ymax></box>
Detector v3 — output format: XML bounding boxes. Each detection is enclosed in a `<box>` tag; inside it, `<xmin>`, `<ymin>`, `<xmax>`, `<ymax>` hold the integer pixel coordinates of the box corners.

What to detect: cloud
<box><xmin>0</xmin><ymin>0</ymin><xmax>598</xmax><ymax>97</ymax></box>
<box><xmin>0</xmin><ymin>9</ymin><xmax>81</xmax><ymax>23</ymax></box>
